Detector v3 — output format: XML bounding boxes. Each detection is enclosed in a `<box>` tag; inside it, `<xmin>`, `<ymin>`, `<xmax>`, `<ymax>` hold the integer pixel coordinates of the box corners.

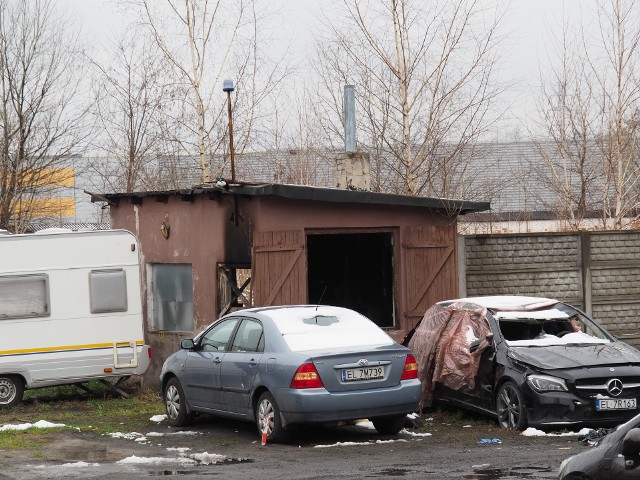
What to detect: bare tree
<box><xmin>535</xmin><ymin>0</ymin><xmax>640</xmax><ymax>230</ymax></box>
<box><xmin>132</xmin><ymin>0</ymin><xmax>287</xmax><ymax>185</ymax></box>
<box><xmin>532</xmin><ymin>23</ymin><xmax>601</xmax><ymax>230</ymax></box>
<box><xmin>0</xmin><ymin>0</ymin><xmax>89</xmax><ymax>232</ymax></box>
<box><xmin>592</xmin><ymin>0</ymin><xmax>640</xmax><ymax>229</ymax></box>
<box><xmin>88</xmin><ymin>33</ymin><xmax>170</xmax><ymax>194</ymax></box>
<box><xmin>313</xmin><ymin>0</ymin><xmax>507</xmax><ymax>199</ymax></box>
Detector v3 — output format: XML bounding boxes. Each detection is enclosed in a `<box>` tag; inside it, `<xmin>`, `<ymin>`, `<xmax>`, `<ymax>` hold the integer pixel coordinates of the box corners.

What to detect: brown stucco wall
<box><xmin>109</xmin><ymin>191</ymin><xmax>459</xmax><ymax>386</ymax></box>
<box><xmin>110</xmin><ymin>194</ymin><xmax>236</xmax><ymax>385</ymax></box>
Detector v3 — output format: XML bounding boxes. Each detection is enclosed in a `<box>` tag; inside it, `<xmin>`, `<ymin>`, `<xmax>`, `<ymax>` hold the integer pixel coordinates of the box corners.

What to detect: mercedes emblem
<box><xmin>606</xmin><ymin>378</ymin><xmax>623</xmax><ymax>397</ymax></box>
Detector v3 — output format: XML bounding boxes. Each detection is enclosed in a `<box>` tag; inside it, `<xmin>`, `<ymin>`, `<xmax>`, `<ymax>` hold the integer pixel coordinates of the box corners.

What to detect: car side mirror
<box><xmin>470</xmin><ymin>334</ymin><xmax>493</xmax><ymax>353</ymax></box>
<box><xmin>623</xmin><ymin>428</ymin><xmax>640</xmax><ymax>464</ymax></box>
<box><xmin>181</xmin><ymin>339</ymin><xmax>195</xmax><ymax>350</ymax></box>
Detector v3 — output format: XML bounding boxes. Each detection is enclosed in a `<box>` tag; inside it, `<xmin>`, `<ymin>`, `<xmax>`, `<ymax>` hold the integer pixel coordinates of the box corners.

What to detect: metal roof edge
<box><xmin>96</xmin><ymin>183</ymin><xmax>490</xmax><ymax>215</ymax></box>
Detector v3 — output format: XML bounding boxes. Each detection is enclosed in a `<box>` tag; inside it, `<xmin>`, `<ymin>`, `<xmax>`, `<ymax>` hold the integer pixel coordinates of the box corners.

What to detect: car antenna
<box><xmin>316</xmin><ymin>282</ymin><xmax>328</xmax><ymax>311</ymax></box>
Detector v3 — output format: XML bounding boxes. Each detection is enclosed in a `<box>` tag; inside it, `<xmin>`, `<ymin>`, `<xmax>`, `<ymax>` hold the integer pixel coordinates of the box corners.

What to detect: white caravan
<box><xmin>0</xmin><ymin>229</ymin><xmax>150</xmax><ymax>407</ymax></box>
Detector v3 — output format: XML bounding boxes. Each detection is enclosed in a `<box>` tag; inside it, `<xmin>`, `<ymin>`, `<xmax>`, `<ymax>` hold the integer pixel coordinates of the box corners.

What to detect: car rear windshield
<box><xmin>265</xmin><ymin>306</ymin><xmax>394</xmax><ymax>352</ymax></box>
<box><xmin>494</xmin><ymin>304</ymin><xmax>611</xmax><ymax>346</ymax></box>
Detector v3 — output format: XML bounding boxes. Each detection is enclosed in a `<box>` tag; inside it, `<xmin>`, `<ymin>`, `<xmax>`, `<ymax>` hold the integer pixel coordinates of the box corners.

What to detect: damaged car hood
<box><xmin>507</xmin><ymin>342</ymin><xmax>640</xmax><ymax>370</ymax></box>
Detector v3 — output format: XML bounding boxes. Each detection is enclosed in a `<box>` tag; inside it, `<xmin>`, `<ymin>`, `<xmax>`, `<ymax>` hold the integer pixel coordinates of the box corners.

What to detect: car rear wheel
<box><xmin>371</xmin><ymin>415</ymin><xmax>407</xmax><ymax>435</ymax></box>
<box><xmin>164</xmin><ymin>377</ymin><xmax>192</xmax><ymax>427</ymax></box>
<box><xmin>256</xmin><ymin>391</ymin><xmax>288</xmax><ymax>443</ymax></box>
<box><xmin>0</xmin><ymin>375</ymin><xmax>23</xmax><ymax>408</ymax></box>
<box><xmin>496</xmin><ymin>381</ymin><xmax>527</xmax><ymax>430</ymax></box>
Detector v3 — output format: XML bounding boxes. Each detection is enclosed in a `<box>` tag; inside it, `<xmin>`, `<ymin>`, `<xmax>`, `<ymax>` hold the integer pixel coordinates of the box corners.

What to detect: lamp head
<box><xmin>223</xmin><ymin>79</ymin><xmax>235</xmax><ymax>92</ymax></box>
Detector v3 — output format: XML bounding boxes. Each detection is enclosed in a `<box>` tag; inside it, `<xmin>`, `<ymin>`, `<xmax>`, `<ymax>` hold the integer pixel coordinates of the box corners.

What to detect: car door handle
<box><xmin>213</xmin><ymin>357</ymin><xmax>222</xmax><ymax>364</ymax></box>
<box><xmin>248</xmin><ymin>359</ymin><xmax>258</xmax><ymax>366</ymax></box>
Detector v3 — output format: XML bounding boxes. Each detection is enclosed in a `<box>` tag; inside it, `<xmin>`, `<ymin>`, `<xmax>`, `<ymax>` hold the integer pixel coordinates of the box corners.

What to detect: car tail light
<box><xmin>400</xmin><ymin>354</ymin><xmax>418</xmax><ymax>380</ymax></box>
<box><xmin>290</xmin><ymin>363</ymin><xmax>324</xmax><ymax>389</ymax></box>
<box><xmin>148</xmin><ymin>347</ymin><xmax>152</xmax><ymax>358</ymax></box>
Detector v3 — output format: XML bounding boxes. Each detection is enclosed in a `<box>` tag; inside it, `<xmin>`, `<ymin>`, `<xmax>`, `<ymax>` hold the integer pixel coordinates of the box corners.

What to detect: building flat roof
<box><xmin>95</xmin><ymin>182</ymin><xmax>490</xmax><ymax>215</ymax></box>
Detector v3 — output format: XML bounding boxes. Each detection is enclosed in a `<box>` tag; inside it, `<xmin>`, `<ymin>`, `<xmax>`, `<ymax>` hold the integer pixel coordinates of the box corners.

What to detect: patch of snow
<box><xmin>400</xmin><ymin>429</ymin><xmax>432</xmax><ymax>437</ymax></box>
<box><xmin>108</xmin><ymin>432</ymin><xmax>144</xmax><ymax>440</ymax></box>
<box><xmin>59</xmin><ymin>462</ymin><xmax>100</xmax><ymax>468</ymax></box>
<box><xmin>167</xmin><ymin>447</ymin><xmax>191</xmax><ymax>454</ymax></box>
<box><xmin>116</xmin><ymin>455</ymin><xmax>197</xmax><ymax>465</ymax></box>
<box><xmin>146</xmin><ymin>430</ymin><xmax>201</xmax><ymax>437</ymax></box>
<box><xmin>521</xmin><ymin>427</ymin><xmax>592</xmax><ymax>437</ymax></box>
<box><xmin>495</xmin><ymin>308</ymin><xmax>569</xmax><ymax>320</ymax></box>
<box><xmin>150</xmin><ymin>414</ymin><xmax>167</xmax><ymax>423</ymax></box>
<box><xmin>0</xmin><ymin>420</ymin><xmax>65</xmax><ymax>431</ymax></box>
<box><xmin>190</xmin><ymin>452</ymin><xmax>226</xmax><ymax>464</ymax></box>
<box><xmin>264</xmin><ymin>306</ymin><xmax>394</xmax><ymax>352</ymax></box>
<box><xmin>507</xmin><ymin>333</ymin><xmax>610</xmax><ymax>347</ymax></box>
<box><xmin>314</xmin><ymin>439</ymin><xmax>408</xmax><ymax>448</ymax></box>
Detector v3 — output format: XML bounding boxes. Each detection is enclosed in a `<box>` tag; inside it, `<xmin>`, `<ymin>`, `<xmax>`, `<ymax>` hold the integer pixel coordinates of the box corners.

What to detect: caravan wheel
<box><xmin>0</xmin><ymin>375</ymin><xmax>23</xmax><ymax>408</ymax></box>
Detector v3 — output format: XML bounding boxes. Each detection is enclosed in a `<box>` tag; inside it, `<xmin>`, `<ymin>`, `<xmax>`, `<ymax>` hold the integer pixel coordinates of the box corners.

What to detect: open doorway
<box><xmin>307</xmin><ymin>232</ymin><xmax>395</xmax><ymax>328</ymax></box>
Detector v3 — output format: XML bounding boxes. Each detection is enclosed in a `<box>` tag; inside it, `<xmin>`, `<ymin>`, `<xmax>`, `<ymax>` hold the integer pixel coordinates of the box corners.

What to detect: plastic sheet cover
<box><xmin>408</xmin><ymin>302</ymin><xmax>492</xmax><ymax>411</ymax></box>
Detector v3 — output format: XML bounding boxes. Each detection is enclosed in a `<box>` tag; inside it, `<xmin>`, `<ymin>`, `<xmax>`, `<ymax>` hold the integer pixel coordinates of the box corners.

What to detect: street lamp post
<box><xmin>223</xmin><ymin>79</ymin><xmax>236</xmax><ymax>183</ymax></box>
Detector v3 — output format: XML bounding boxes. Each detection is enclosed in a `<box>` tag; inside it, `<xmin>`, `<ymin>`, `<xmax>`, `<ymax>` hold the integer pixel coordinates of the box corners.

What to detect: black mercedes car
<box><xmin>405</xmin><ymin>296</ymin><xmax>640</xmax><ymax>430</ymax></box>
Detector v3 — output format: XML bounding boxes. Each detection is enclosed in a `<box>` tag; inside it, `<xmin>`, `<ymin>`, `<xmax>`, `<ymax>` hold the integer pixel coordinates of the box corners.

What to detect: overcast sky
<box><xmin>59</xmin><ymin>0</ymin><xmax>598</xmax><ymax>139</ymax></box>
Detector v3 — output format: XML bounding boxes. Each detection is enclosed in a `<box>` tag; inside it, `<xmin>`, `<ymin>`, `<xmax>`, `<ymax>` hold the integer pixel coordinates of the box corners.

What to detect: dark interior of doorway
<box><xmin>307</xmin><ymin>232</ymin><xmax>394</xmax><ymax>328</ymax></box>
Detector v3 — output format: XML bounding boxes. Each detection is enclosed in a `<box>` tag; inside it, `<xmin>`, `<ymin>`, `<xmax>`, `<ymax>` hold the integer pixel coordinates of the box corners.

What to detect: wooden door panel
<box><xmin>403</xmin><ymin>225</ymin><xmax>457</xmax><ymax>319</ymax></box>
<box><xmin>252</xmin><ymin>230</ymin><xmax>305</xmax><ymax>306</ymax></box>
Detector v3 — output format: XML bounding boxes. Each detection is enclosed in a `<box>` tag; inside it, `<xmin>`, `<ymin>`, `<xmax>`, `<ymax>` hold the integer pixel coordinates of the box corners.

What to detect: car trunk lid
<box><xmin>297</xmin><ymin>344</ymin><xmax>413</xmax><ymax>393</ymax></box>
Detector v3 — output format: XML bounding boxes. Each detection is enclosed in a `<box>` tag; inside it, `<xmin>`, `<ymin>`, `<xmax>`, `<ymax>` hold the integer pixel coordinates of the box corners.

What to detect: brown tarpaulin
<box><xmin>408</xmin><ymin>302</ymin><xmax>492</xmax><ymax>412</ymax></box>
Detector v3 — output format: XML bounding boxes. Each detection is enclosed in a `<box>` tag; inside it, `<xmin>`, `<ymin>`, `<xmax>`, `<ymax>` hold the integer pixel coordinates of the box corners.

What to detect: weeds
<box><xmin>0</xmin><ymin>385</ymin><xmax>164</xmax><ymax>450</ymax></box>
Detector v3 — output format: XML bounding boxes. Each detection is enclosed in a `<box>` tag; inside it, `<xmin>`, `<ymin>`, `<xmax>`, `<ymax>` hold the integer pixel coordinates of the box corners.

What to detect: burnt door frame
<box><xmin>305</xmin><ymin>227</ymin><xmax>399</xmax><ymax>329</ymax></box>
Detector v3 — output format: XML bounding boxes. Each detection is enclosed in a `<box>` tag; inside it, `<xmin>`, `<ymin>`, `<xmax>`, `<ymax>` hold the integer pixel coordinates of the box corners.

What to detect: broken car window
<box><xmin>494</xmin><ymin>304</ymin><xmax>611</xmax><ymax>346</ymax></box>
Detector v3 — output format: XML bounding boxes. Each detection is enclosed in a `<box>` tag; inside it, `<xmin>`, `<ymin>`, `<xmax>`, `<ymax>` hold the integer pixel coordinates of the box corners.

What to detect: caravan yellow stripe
<box><xmin>0</xmin><ymin>340</ymin><xmax>145</xmax><ymax>356</ymax></box>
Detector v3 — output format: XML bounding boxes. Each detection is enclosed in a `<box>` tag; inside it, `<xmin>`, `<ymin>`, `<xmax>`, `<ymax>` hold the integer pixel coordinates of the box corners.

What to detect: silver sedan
<box><xmin>160</xmin><ymin>305</ymin><xmax>421</xmax><ymax>442</ymax></box>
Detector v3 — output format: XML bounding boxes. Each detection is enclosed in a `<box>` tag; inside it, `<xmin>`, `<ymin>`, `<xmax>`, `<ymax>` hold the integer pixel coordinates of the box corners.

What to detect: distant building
<box><xmin>40</xmin><ymin>140</ymin><xmax>627</xmax><ymax>234</ymax></box>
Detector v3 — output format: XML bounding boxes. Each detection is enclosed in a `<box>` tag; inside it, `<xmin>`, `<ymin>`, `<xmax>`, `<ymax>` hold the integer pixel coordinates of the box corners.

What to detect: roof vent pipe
<box><xmin>344</xmin><ymin>85</ymin><xmax>356</xmax><ymax>153</ymax></box>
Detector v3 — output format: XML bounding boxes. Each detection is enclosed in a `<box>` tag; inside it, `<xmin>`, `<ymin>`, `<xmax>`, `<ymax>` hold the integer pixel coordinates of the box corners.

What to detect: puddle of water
<box><xmin>377</xmin><ymin>468</ymin><xmax>410</xmax><ymax>477</ymax></box>
<box><xmin>148</xmin><ymin>458</ymin><xmax>254</xmax><ymax>476</ymax></box>
<box><xmin>152</xmin><ymin>471</ymin><xmax>199</xmax><ymax>477</ymax></box>
<box><xmin>463</xmin><ymin>466</ymin><xmax>554</xmax><ymax>479</ymax></box>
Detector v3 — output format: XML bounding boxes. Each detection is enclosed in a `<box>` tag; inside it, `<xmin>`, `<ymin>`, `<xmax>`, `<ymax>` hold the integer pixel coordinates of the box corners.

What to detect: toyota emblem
<box><xmin>606</xmin><ymin>378</ymin><xmax>624</xmax><ymax>397</ymax></box>
<box><xmin>357</xmin><ymin>359</ymin><xmax>369</xmax><ymax>367</ymax></box>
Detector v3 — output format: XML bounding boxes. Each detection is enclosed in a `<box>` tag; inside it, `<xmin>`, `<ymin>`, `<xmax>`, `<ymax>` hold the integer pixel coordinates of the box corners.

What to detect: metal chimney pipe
<box><xmin>344</xmin><ymin>85</ymin><xmax>356</xmax><ymax>153</ymax></box>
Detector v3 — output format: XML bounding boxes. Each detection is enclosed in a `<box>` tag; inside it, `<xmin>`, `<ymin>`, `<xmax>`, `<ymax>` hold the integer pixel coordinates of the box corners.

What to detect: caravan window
<box><xmin>0</xmin><ymin>274</ymin><xmax>50</xmax><ymax>319</ymax></box>
<box><xmin>90</xmin><ymin>269</ymin><xmax>128</xmax><ymax>313</ymax></box>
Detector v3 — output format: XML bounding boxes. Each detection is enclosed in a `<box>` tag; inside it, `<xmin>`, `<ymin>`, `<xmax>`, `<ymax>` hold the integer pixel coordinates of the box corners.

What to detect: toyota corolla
<box><xmin>160</xmin><ymin>305</ymin><xmax>421</xmax><ymax>442</ymax></box>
